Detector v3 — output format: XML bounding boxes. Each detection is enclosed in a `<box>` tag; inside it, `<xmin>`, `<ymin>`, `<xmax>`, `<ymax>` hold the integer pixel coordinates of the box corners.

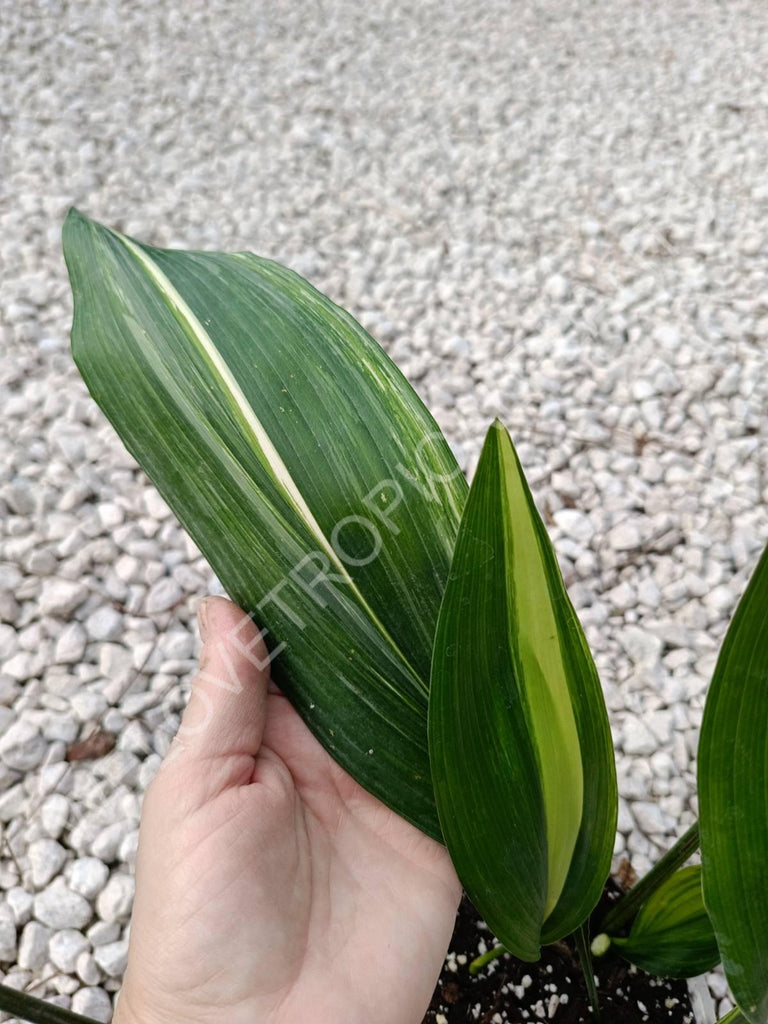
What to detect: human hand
<box><xmin>115</xmin><ymin>596</ymin><xmax>461</xmax><ymax>1024</ymax></box>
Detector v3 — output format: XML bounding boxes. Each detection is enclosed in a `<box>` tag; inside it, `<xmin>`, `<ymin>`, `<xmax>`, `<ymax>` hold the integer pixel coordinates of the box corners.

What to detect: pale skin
<box><xmin>115</xmin><ymin>596</ymin><xmax>462</xmax><ymax>1024</ymax></box>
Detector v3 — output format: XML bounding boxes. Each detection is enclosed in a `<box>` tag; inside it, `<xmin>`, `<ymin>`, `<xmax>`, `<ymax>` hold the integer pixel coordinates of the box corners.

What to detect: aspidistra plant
<box><xmin>17</xmin><ymin>212</ymin><xmax>759</xmax><ymax>1024</ymax></box>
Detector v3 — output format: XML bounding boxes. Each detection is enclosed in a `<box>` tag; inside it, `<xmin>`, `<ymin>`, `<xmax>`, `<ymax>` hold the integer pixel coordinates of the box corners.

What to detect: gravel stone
<box><xmin>90</xmin><ymin>822</ymin><xmax>131</xmax><ymax>863</ymax></box>
<box><xmin>40</xmin><ymin>794</ymin><xmax>71</xmax><ymax>839</ymax></box>
<box><xmin>3</xmin><ymin>482</ymin><xmax>35</xmax><ymax>516</ymax></box>
<box><xmin>42</xmin><ymin>712</ymin><xmax>79</xmax><ymax>744</ymax></box>
<box><xmin>6</xmin><ymin>887</ymin><xmax>34</xmax><ymax>926</ymax></box>
<box><xmin>632</xmin><ymin>801</ymin><xmax>668</xmax><ymax>836</ymax></box>
<box><xmin>49</xmin><ymin>929</ymin><xmax>91</xmax><ymax>974</ymax></box>
<box><xmin>84</xmin><ymin>606</ymin><xmax>124</xmax><ymax>642</ymax></box>
<box><xmin>0</xmin><ymin>676</ymin><xmax>21</xmax><ymax>706</ymax></box>
<box><xmin>97</xmin><ymin>502</ymin><xmax>124</xmax><ymax>530</ymax></box>
<box><xmin>619</xmin><ymin>626</ymin><xmax>664</xmax><ymax>669</ymax></box>
<box><xmin>34</xmin><ymin>880</ymin><xmax>93</xmax><ymax>930</ymax></box>
<box><xmin>144</xmin><ymin>577</ymin><xmax>183</xmax><ymax>614</ymax></box>
<box><xmin>118</xmin><ymin>829</ymin><xmax>140</xmax><ymax>866</ymax></box>
<box><xmin>115</xmin><ymin>555</ymin><xmax>141</xmax><ymax>583</ymax></box>
<box><xmin>69</xmin><ymin>858</ymin><xmax>110</xmax><ymax>900</ymax></box>
<box><xmin>0</xmin><ymin>593</ymin><xmax>21</xmax><ymax>625</ymax></box>
<box><xmin>17</xmin><ymin>921</ymin><xmax>51</xmax><ymax>970</ymax></box>
<box><xmin>27</xmin><ymin>548</ymin><xmax>58</xmax><ymax>575</ymax></box>
<box><xmin>636</xmin><ymin>577</ymin><xmax>662</xmax><ymax>607</ymax></box>
<box><xmin>617</xmin><ymin>798</ymin><xmax>634</xmax><ymax>835</ymax></box>
<box><xmin>76</xmin><ymin>950</ymin><xmax>102</xmax><ymax>985</ymax></box>
<box><xmin>119</xmin><ymin>692</ymin><xmax>159</xmax><ymax>716</ymax></box>
<box><xmin>647</xmin><ymin>710</ymin><xmax>674</xmax><ymax>745</ymax></box>
<box><xmin>621</xmin><ymin>718</ymin><xmax>658</xmax><ymax>757</ymax></box>
<box><xmin>28</xmin><ymin>839</ymin><xmax>68</xmax><ymax>889</ymax></box>
<box><xmin>0</xmin><ymin>625</ymin><xmax>18</xmax><ymax>660</ymax></box>
<box><xmin>144</xmin><ymin>487</ymin><xmax>172</xmax><ymax>520</ymax></box>
<box><xmin>0</xmin><ymin>783</ymin><xmax>28</xmax><ymax>821</ymax></box>
<box><xmin>69</xmin><ymin>691</ymin><xmax>109</xmax><ymax>722</ymax></box>
<box><xmin>708</xmin><ymin>972</ymin><xmax>729</xmax><ymax>1000</ymax></box>
<box><xmin>54</xmin><ymin>622</ymin><xmax>88</xmax><ymax>664</ymax></box>
<box><xmin>93</xmin><ymin>938</ymin><xmax>128</xmax><ymax>977</ymax></box>
<box><xmin>2</xmin><ymin>652</ymin><xmax>41</xmax><ymax>683</ymax></box>
<box><xmin>607</xmin><ymin>522</ymin><xmax>642</xmax><ymax>552</ymax></box>
<box><xmin>158</xmin><ymin>629</ymin><xmax>194</xmax><ymax>661</ymax></box>
<box><xmin>0</xmin><ymin>968</ymin><xmax>34</xmax><ymax>991</ymax></box>
<box><xmin>0</xmin><ymin>720</ymin><xmax>47</xmax><ymax>771</ymax></box>
<box><xmin>71</xmin><ymin>986</ymin><xmax>113</xmax><ymax>1022</ymax></box>
<box><xmin>38</xmin><ymin>579</ymin><xmax>89</xmax><ymax>618</ymax></box>
<box><xmin>0</xmin><ymin>762</ymin><xmax>19</xmax><ymax>794</ymax></box>
<box><xmin>95</xmin><ymin>873</ymin><xmax>134</xmax><ymax>923</ymax></box>
<box><xmin>117</xmin><ymin>720</ymin><xmax>151</xmax><ymax>755</ymax></box>
<box><xmin>0</xmin><ymin>565</ymin><xmax>23</xmax><ymax>592</ymax></box>
<box><xmin>606</xmin><ymin>580</ymin><xmax>637</xmax><ymax>613</ymax></box>
<box><xmin>0</xmin><ymin>917</ymin><xmax>17</xmax><ymax>961</ymax></box>
<box><xmin>86</xmin><ymin>921</ymin><xmax>120</xmax><ymax>947</ymax></box>
<box><xmin>99</xmin><ymin>643</ymin><xmax>133</xmax><ymax>680</ymax></box>
<box><xmin>553</xmin><ymin>508</ymin><xmax>594</xmax><ymax>545</ymax></box>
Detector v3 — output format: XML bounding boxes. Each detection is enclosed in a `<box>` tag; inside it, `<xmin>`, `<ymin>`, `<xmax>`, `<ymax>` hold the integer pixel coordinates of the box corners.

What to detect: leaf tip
<box><xmin>62</xmin><ymin>205</ymin><xmax>90</xmax><ymax>242</ymax></box>
<box><xmin>481</xmin><ymin>419</ymin><xmax>512</xmax><ymax>464</ymax></box>
<box><xmin>62</xmin><ymin>207</ymin><xmax>98</xmax><ymax>267</ymax></box>
<box><xmin>64</xmin><ymin>204</ymin><xmax>86</xmax><ymax>223</ymax></box>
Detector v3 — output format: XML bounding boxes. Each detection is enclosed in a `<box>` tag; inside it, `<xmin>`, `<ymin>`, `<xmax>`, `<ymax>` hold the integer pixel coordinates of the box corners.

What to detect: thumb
<box><xmin>171</xmin><ymin>596</ymin><xmax>272</xmax><ymax>766</ymax></box>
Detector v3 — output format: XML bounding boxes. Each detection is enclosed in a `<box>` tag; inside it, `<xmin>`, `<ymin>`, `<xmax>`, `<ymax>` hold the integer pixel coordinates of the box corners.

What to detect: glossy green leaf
<box><xmin>699</xmin><ymin>543</ymin><xmax>768</xmax><ymax>1024</ymax></box>
<box><xmin>599</xmin><ymin>821</ymin><xmax>700</xmax><ymax>935</ymax></box>
<box><xmin>428</xmin><ymin>420</ymin><xmax>617</xmax><ymax>960</ymax></box>
<box><xmin>611</xmin><ymin>866</ymin><xmax>720</xmax><ymax>978</ymax></box>
<box><xmin>63</xmin><ymin>209</ymin><xmax>469</xmax><ymax>840</ymax></box>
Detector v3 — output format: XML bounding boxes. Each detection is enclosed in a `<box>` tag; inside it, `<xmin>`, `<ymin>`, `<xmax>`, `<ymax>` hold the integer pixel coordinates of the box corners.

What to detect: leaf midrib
<box><xmin>110</xmin><ymin>226</ymin><xmax>427</xmax><ymax>698</ymax></box>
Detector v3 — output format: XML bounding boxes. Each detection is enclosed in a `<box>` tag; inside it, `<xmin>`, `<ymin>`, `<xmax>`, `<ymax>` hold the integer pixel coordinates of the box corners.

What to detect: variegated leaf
<box><xmin>63</xmin><ymin>209</ymin><xmax>468</xmax><ymax>839</ymax></box>
<box><xmin>428</xmin><ymin>420</ymin><xmax>617</xmax><ymax>959</ymax></box>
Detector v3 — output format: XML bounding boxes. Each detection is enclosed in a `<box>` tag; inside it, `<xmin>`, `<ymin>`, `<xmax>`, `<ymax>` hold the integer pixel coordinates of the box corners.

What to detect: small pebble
<box><xmin>70</xmin><ymin>857</ymin><xmax>110</xmax><ymax>900</ymax></box>
<box><xmin>50</xmin><ymin>929</ymin><xmax>91</xmax><ymax>973</ymax></box>
<box><xmin>34</xmin><ymin>880</ymin><xmax>93</xmax><ymax>930</ymax></box>
<box><xmin>71</xmin><ymin>986</ymin><xmax>113</xmax><ymax>1022</ymax></box>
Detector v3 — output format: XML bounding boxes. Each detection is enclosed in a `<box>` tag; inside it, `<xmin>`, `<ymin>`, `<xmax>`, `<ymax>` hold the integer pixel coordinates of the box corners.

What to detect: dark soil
<box><xmin>423</xmin><ymin>881</ymin><xmax>694</xmax><ymax>1024</ymax></box>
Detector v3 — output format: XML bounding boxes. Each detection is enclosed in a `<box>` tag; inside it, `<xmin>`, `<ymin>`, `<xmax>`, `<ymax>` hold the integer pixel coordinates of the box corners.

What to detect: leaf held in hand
<box><xmin>62</xmin><ymin>209</ymin><xmax>468</xmax><ymax>840</ymax></box>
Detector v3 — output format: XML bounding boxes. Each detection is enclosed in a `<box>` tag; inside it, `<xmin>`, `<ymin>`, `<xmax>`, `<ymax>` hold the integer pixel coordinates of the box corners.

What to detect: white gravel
<box><xmin>2</xmin><ymin>0</ymin><xmax>768</xmax><ymax>1019</ymax></box>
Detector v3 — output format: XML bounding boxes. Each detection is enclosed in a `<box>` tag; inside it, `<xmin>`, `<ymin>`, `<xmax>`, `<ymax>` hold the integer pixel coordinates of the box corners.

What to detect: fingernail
<box><xmin>198</xmin><ymin>598</ymin><xmax>211</xmax><ymax>642</ymax></box>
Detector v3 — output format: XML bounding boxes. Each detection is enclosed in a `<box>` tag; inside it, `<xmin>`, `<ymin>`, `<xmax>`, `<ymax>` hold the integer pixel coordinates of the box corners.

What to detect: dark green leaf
<box><xmin>428</xmin><ymin>421</ymin><xmax>617</xmax><ymax>960</ymax></box>
<box><xmin>63</xmin><ymin>209</ymin><xmax>468</xmax><ymax>840</ymax></box>
<box><xmin>612</xmin><ymin>865</ymin><xmax>720</xmax><ymax>978</ymax></box>
<box><xmin>699</xmin><ymin>543</ymin><xmax>768</xmax><ymax>1024</ymax></box>
<box><xmin>599</xmin><ymin>822</ymin><xmax>700</xmax><ymax>935</ymax></box>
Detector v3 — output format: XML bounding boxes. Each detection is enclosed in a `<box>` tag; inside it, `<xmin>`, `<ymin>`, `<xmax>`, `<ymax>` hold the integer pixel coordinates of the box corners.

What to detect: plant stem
<box><xmin>469</xmin><ymin>943</ymin><xmax>506</xmax><ymax>975</ymax></box>
<box><xmin>0</xmin><ymin>984</ymin><xmax>101</xmax><ymax>1024</ymax></box>
<box><xmin>574</xmin><ymin>923</ymin><xmax>600</xmax><ymax>1022</ymax></box>
<box><xmin>716</xmin><ymin>1009</ymin><xmax>747</xmax><ymax>1024</ymax></box>
<box><xmin>600</xmin><ymin>820</ymin><xmax>700</xmax><ymax>934</ymax></box>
